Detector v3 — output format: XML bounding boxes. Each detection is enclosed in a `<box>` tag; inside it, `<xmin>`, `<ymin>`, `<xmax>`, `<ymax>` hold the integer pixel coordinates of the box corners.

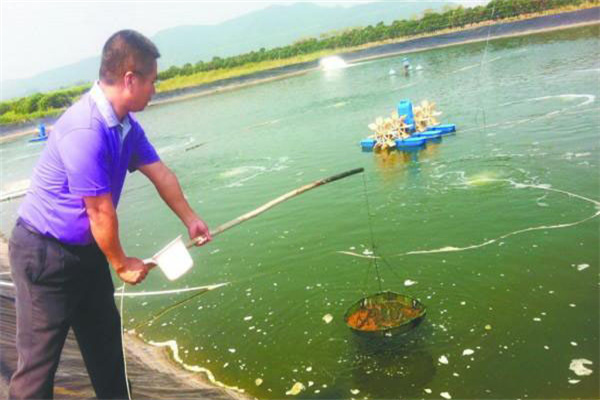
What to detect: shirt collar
<box><xmin>90</xmin><ymin>81</ymin><xmax>131</xmax><ymax>135</ymax></box>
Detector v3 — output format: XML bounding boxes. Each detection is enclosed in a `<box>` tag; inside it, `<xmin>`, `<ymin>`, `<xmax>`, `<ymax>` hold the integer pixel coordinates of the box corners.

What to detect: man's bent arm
<box><xmin>84</xmin><ymin>193</ymin><xmax>126</xmax><ymax>268</ymax></box>
<box><xmin>139</xmin><ymin>161</ymin><xmax>211</xmax><ymax>243</ymax></box>
<box><xmin>84</xmin><ymin>193</ymin><xmax>147</xmax><ymax>284</ymax></box>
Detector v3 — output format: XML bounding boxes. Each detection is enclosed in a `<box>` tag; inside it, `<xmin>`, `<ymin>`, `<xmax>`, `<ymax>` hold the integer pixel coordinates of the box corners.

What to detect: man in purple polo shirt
<box><xmin>8</xmin><ymin>30</ymin><xmax>211</xmax><ymax>399</ymax></box>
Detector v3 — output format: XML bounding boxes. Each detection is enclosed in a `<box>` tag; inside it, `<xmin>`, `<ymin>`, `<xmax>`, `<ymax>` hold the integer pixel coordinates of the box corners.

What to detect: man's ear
<box><xmin>123</xmin><ymin>71</ymin><xmax>136</xmax><ymax>90</ymax></box>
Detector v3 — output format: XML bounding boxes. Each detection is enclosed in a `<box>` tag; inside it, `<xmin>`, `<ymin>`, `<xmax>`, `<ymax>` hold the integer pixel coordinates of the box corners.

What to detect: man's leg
<box><xmin>8</xmin><ymin>224</ymin><xmax>71</xmax><ymax>400</ymax></box>
<box><xmin>71</xmin><ymin>246</ymin><xmax>129</xmax><ymax>400</ymax></box>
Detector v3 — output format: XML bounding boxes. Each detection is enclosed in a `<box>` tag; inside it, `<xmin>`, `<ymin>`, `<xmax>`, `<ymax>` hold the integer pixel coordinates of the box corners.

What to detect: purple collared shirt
<box><xmin>18</xmin><ymin>83</ymin><xmax>160</xmax><ymax>245</ymax></box>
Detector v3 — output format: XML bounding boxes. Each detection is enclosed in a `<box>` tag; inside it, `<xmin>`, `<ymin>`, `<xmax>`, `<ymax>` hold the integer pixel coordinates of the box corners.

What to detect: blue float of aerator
<box><xmin>428</xmin><ymin>123</ymin><xmax>456</xmax><ymax>133</ymax></box>
<box><xmin>414</xmin><ymin>129</ymin><xmax>442</xmax><ymax>140</ymax></box>
<box><xmin>361</xmin><ymin>138</ymin><xmax>376</xmax><ymax>151</ymax></box>
<box><xmin>397</xmin><ymin>100</ymin><xmax>414</xmax><ymax>126</ymax></box>
<box><xmin>395</xmin><ymin>136</ymin><xmax>425</xmax><ymax>148</ymax></box>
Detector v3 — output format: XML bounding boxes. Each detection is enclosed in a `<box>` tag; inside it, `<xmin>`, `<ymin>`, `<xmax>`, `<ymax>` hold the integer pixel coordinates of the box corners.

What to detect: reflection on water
<box><xmin>350</xmin><ymin>329</ymin><xmax>436</xmax><ymax>398</ymax></box>
<box><xmin>371</xmin><ymin>139</ymin><xmax>442</xmax><ymax>183</ymax></box>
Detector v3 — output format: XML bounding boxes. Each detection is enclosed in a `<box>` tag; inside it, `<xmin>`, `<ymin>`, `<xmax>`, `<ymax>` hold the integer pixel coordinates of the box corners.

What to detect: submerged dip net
<box><xmin>344</xmin><ymin>291</ymin><xmax>426</xmax><ymax>335</ymax></box>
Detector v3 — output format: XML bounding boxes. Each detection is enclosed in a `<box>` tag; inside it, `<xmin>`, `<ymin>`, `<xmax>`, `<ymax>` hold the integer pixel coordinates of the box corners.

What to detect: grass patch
<box><xmin>156</xmin><ymin>50</ymin><xmax>337</xmax><ymax>92</ymax></box>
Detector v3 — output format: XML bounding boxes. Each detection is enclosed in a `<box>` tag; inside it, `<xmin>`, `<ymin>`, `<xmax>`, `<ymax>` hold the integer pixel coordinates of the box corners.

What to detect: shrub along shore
<box><xmin>0</xmin><ymin>0</ymin><xmax>598</xmax><ymax>138</ymax></box>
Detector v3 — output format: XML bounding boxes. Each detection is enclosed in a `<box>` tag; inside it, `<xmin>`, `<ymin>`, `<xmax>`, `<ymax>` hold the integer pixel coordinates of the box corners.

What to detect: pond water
<box><xmin>1</xmin><ymin>25</ymin><xmax>598</xmax><ymax>399</ymax></box>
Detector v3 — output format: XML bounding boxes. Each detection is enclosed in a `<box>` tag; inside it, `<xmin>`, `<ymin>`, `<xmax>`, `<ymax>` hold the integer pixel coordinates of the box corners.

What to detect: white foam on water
<box><xmin>285</xmin><ymin>382</ymin><xmax>305</xmax><ymax>396</ymax></box>
<box><xmin>395</xmin><ymin>180</ymin><xmax>600</xmax><ymax>256</ymax></box>
<box><xmin>453</xmin><ymin>63</ymin><xmax>480</xmax><ymax>73</ymax></box>
<box><xmin>147</xmin><ymin>339</ymin><xmax>245</xmax><ymax>392</ymax></box>
<box><xmin>217</xmin><ymin>157</ymin><xmax>289</xmax><ymax>189</ymax></box>
<box><xmin>325</xmin><ymin>101</ymin><xmax>348</xmax><ymax>109</ymax></box>
<box><xmin>576</xmin><ymin>264</ymin><xmax>590</xmax><ymax>271</ymax></box>
<box><xmin>575</xmin><ymin>67</ymin><xmax>600</xmax><ymax>73</ymax></box>
<box><xmin>500</xmin><ymin>94</ymin><xmax>595</xmax><ymax>108</ymax></box>
<box><xmin>156</xmin><ymin>144</ymin><xmax>178</xmax><ymax>155</ymax></box>
<box><xmin>569</xmin><ymin>359</ymin><xmax>593</xmax><ymax>376</ymax></box>
<box><xmin>113</xmin><ymin>282</ymin><xmax>229</xmax><ymax>297</ymax></box>
<box><xmin>452</xmin><ymin>56</ymin><xmax>502</xmax><ymax>73</ymax></box>
<box><xmin>220</xmin><ymin>166</ymin><xmax>265</xmax><ymax>178</ymax></box>
<box><xmin>403</xmin><ymin>210</ymin><xmax>599</xmax><ymax>256</ymax></box>
<box><xmin>489</xmin><ymin>94</ymin><xmax>596</xmax><ymax>131</ymax></box>
<box><xmin>247</xmin><ymin>119</ymin><xmax>281</xmax><ymax>129</ymax></box>
<box><xmin>392</xmin><ymin>82</ymin><xmax>418</xmax><ymax>91</ymax></box>
<box><xmin>336</xmin><ymin>251</ymin><xmax>380</xmax><ymax>259</ymax></box>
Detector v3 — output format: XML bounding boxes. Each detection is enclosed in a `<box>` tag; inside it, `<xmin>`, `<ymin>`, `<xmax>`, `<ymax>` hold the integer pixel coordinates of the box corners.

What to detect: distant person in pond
<box><xmin>403</xmin><ymin>57</ymin><xmax>410</xmax><ymax>76</ymax></box>
<box><xmin>8</xmin><ymin>29</ymin><xmax>212</xmax><ymax>399</ymax></box>
<box><xmin>37</xmin><ymin>123</ymin><xmax>46</xmax><ymax>137</ymax></box>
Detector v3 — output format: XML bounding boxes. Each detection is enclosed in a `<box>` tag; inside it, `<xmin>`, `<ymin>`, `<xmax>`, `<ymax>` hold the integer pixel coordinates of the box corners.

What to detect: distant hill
<box><xmin>1</xmin><ymin>1</ymin><xmax>452</xmax><ymax>100</ymax></box>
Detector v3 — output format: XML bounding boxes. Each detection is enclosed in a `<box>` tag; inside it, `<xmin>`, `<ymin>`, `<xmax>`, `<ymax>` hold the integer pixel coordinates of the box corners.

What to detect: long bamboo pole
<box><xmin>186</xmin><ymin>167</ymin><xmax>364</xmax><ymax>248</ymax></box>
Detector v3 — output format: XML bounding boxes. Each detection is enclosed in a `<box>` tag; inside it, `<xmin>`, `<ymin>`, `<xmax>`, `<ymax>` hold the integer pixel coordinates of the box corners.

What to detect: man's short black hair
<box><xmin>99</xmin><ymin>30</ymin><xmax>160</xmax><ymax>85</ymax></box>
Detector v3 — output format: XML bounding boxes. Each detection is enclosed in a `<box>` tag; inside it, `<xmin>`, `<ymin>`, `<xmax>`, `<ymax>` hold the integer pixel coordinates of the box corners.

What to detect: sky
<box><xmin>0</xmin><ymin>1</ymin><xmax>485</xmax><ymax>82</ymax></box>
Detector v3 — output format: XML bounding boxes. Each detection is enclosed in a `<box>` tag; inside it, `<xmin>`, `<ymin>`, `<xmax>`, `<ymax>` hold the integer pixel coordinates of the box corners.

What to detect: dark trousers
<box><xmin>8</xmin><ymin>220</ymin><xmax>129</xmax><ymax>399</ymax></box>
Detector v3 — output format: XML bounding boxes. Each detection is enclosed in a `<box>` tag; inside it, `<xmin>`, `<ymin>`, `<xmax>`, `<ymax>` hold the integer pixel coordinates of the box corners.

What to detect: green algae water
<box><xmin>1</xmin><ymin>25</ymin><xmax>599</xmax><ymax>399</ymax></box>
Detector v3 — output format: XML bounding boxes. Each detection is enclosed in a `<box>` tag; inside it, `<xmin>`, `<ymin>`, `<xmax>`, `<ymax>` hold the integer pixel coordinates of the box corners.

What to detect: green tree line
<box><xmin>1</xmin><ymin>0</ymin><xmax>595</xmax><ymax>125</ymax></box>
<box><xmin>0</xmin><ymin>85</ymin><xmax>90</xmax><ymax>125</ymax></box>
<box><xmin>157</xmin><ymin>0</ymin><xmax>593</xmax><ymax>79</ymax></box>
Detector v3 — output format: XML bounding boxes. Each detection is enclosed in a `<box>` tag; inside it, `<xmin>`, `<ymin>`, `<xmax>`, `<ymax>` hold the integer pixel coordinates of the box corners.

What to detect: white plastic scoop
<box><xmin>143</xmin><ymin>235</ymin><xmax>194</xmax><ymax>281</ymax></box>
<box><xmin>145</xmin><ymin>168</ymin><xmax>364</xmax><ymax>281</ymax></box>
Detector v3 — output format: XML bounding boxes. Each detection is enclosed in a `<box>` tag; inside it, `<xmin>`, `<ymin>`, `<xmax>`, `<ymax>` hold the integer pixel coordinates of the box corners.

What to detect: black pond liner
<box><xmin>344</xmin><ymin>291</ymin><xmax>426</xmax><ymax>337</ymax></box>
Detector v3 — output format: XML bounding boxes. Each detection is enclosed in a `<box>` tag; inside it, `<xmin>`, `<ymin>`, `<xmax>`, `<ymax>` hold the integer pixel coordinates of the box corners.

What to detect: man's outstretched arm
<box><xmin>139</xmin><ymin>161</ymin><xmax>212</xmax><ymax>245</ymax></box>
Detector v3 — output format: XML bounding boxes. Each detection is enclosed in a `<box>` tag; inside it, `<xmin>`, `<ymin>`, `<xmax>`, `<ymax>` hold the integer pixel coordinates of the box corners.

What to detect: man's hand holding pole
<box><xmin>186</xmin><ymin>217</ymin><xmax>212</xmax><ymax>246</ymax></box>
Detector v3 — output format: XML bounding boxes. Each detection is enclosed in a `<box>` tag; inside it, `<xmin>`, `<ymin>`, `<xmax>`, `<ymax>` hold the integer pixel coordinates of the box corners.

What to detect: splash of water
<box><xmin>319</xmin><ymin>56</ymin><xmax>348</xmax><ymax>71</ymax></box>
<box><xmin>464</xmin><ymin>172</ymin><xmax>501</xmax><ymax>186</ymax></box>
